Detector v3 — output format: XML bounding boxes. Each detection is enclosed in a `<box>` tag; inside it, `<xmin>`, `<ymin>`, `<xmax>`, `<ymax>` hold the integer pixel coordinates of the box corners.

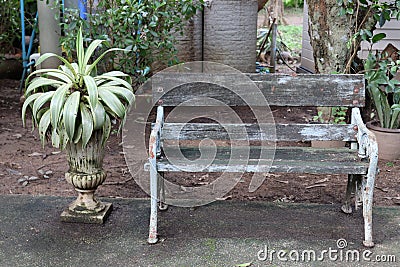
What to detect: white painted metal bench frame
<box><xmin>145</xmin><ymin>74</ymin><xmax>378</xmax><ymax>247</ymax></box>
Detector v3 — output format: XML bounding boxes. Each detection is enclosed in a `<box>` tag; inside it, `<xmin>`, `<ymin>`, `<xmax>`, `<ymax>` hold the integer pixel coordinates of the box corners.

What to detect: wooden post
<box><xmin>269</xmin><ymin>23</ymin><xmax>277</xmax><ymax>73</ymax></box>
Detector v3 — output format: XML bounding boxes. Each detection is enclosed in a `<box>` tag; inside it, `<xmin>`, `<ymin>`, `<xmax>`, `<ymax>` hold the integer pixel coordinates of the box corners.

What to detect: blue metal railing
<box><xmin>19</xmin><ymin>0</ymin><xmax>38</xmax><ymax>91</ymax></box>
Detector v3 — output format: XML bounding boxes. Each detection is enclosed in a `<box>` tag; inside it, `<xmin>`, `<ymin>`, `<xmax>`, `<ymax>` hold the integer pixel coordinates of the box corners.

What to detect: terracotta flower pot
<box><xmin>366</xmin><ymin>121</ymin><xmax>400</xmax><ymax>161</ymax></box>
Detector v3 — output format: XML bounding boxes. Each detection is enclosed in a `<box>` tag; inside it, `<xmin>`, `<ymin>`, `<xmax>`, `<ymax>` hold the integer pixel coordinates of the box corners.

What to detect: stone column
<box><xmin>203</xmin><ymin>0</ymin><xmax>258</xmax><ymax>73</ymax></box>
<box><xmin>37</xmin><ymin>0</ymin><xmax>62</xmax><ymax>68</ymax></box>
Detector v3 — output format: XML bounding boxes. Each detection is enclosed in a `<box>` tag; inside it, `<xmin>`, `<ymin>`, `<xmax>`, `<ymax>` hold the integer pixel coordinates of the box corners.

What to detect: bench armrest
<box><xmin>149</xmin><ymin>106</ymin><xmax>164</xmax><ymax>160</ymax></box>
<box><xmin>352</xmin><ymin>108</ymin><xmax>378</xmax><ymax>161</ymax></box>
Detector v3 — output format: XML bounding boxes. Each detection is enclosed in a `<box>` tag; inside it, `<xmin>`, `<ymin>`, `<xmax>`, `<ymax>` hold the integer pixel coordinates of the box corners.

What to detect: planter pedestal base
<box><xmin>63</xmin><ymin>131</ymin><xmax>111</xmax><ymax>223</ymax></box>
<box><xmin>61</xmin><ymin>202</ymin><xmax>113</xmax><ymax>224</ymax></box>
<box><xmin>62</xmin><ymin>170</ymin><xmax>112</xmax><ymax>224</ymax></box>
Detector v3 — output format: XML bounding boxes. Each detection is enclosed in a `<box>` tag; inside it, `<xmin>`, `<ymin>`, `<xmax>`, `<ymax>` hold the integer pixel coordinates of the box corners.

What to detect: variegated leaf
<box><xmin>32</xmin><ymin>91</ymin><xmax>55</xmax><ymax>122</ymax></box>
<box><xmin>22</xmin><ymin>93</ymin><xmax>42</xmax><ymax>126</ymax></box>
<box><xmin>98</xmin><ymin>88</ymin><xmax>126</xmax><ymax>118</ymax></box>
<box><xmin>25</xmin><ymin>77</ymin><xmax>62</xmax><ymax>96</ymax></box>
<box><xmin>80</xmin><ymin>103</ymin><xmax>94</xmax><ymax>148</ymax></box>
<box><xmin>50</xmin><ymin>83</ymin><xmax>70</xmax><ymax>128</ymax></box>
<box><xmin>83</xmin><ymin>75</ymin><xmax>98</xmax><ymax>108</ymax></box>
<box><xmin>63</xmin><ymin>91</ymin><xmax>81</xmax><ymax>140</ymax></box>
<box><xmin>91</xmin><ymin>101</ymin><xmax>106</xmax><ymax>130</ymax></box>
<box><xmin>101</xmin><ymin>114</ymin><xmax>112</xmax><ymax>147</ymax></box>
<box><xmin>51</xmin><ymin>128</ymin><xmax>60</xmax><ymax>148</ymax></box>
<box><xmin>38</xmin><ymin>109</ymin><xmax>51</xmax><ymax>146</ymax></box>
<box><xmin>77</xmin><ymin>27</ymin><xmax>85</xmax><ymax>73</ymax></box>
<box><xmin>83</xmin><ymin>39</ymin><xmax>103</xmax><ymax>68</ymax></box>
<box><xmin>97</xmin><ymin>85</ymin><xmax>135</xmax><ymax>104</ymax></box>
<box><xmin>73</xmin><ymin>124</ymin><xmax>83</xmax><ymax>144</ymax></box>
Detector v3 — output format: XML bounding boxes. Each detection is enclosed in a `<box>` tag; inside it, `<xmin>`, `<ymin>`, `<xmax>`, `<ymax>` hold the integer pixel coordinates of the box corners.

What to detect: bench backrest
<box><xmin>152</xmin><ymin>74</ymin><xmax>364</xmax><ymax>142</ymax></box>
<box><xmin>152</xmin><ymin>73</ymin><xmax>365</xmax><ymax>107</ymax></box>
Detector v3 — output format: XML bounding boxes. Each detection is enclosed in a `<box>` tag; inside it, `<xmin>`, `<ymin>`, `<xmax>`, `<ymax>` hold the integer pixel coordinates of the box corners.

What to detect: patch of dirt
<box><xmin>0</xmin><ymin>79</ymin><xmax>147</xmax><ymax>199</ymax></box>
<box><xmin>1</xmin><ymin>78</ymin><xmax>400</xmax><ymax>207</ymax></box>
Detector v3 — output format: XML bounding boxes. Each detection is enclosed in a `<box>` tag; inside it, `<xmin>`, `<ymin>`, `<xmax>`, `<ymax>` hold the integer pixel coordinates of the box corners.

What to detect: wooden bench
<box><xmin>146</xmin><ymin>72</ymin><xmax>378</xmax><ymax>247</ymax></box>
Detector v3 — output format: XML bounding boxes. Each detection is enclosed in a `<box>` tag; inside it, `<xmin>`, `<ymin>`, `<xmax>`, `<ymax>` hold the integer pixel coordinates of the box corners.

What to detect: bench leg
<box><xmin>158</xmin><ymin>172</ymin><xmax>168</xmax><ymax>211</ymax></box>
<box><xmin>362</xmin><ymin>173</ymin><xmax>375</xmax><ymax>248</ymax></box>
<box><xmin>148</xmin><ymin>159</ymin><xmax>158</xmax><ymax>244</ymax></box>
<box><xmin>342</xmin><ymin>174</ymin><xmax>355</xmax><ymax>214</ymax></box>
<box><xmin>354</xmin><ymin>176</ymin><xmax>363</xmax><ymax>210</ymax></box>
<box><xmin>341</xmin><ymin>174</ymin><xmax>363</xmax><ymax>214</ymax></box>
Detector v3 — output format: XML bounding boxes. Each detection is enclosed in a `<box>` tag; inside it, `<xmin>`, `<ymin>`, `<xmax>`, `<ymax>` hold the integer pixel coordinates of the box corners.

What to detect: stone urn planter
<box><xmin>367</xmin><ymin>121</ymin><xmax>400</xmax><ymax>161</ymax></box>
<box><xmin>61</xmin><ymin>130</ymin><xmax>112</xmax><ymax>223</ymax></box>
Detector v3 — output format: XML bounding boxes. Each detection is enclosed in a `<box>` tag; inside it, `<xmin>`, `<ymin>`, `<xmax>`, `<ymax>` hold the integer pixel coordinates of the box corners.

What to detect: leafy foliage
<box><xmin>336</xmin><ymin>0</ymin><xmax>400</xmax><ymax>73</ymax></box>
<box><xmin>283</xmin><ymin>0</ymin><xmax>303</xmax><ymax>8</ymax></box>
<box><xmin>277</xmin><ymin>25</ymin><xmax>302</xmax><ymax>52</ymax></box>
<box><xmin>22</xmin><ymin>27</ymin><xmax>134</xmax><ymax>149</ymax></box>
<box><xmin>364</xmin><ymin>52</ymin><xmax>400</xmax><ymax>129</ymax></box>
<box><xmin>0</xmin><ymin>0</ymin><xmax>36</xmax><ymax>54</ymax></box>
<box><xmin>256</xmin><ymin>25</ymin><xmax>302</xmax><ymax>61</ymax></box>
<box><xmin>336</xmin><ymin>0</ymin><xmax>400</xmax><ymax>129</ymax></box>
<box><xmin>60</xmin><ymin>0</ymin><xmax>202</xmax><ymax>86</ymax></box>
<box><xmin>313</xmin><ymin>107</ymin><xmax>348</xmax><ymax>125</ymax></box>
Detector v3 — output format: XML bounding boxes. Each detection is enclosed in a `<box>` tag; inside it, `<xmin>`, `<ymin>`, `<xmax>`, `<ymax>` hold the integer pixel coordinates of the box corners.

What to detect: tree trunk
<box><xmin>258</xmin><ymin>0</ymin><xmax>269</xmax><ymax>11</ymax></box>
<box><xmin>306</xmin><ymin>0</ymin><xmax>375</xmax><ymax>74</ymax></box>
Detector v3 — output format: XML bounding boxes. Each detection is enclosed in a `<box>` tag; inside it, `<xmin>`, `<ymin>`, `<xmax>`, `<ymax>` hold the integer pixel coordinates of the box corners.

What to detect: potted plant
<box><xmin>22</xmin><ymin>27</ymin><xmax>134</xmax><ymax>223</ymax></box>
<box><xmin>364</xmin><ymin>51</ymin><xmax>400</xmax><ymax>160</ymax></box>
<box><xmin>311</xmin><ymin>106</ymin><xmax>348</xmax><ymax>148</ymax></box>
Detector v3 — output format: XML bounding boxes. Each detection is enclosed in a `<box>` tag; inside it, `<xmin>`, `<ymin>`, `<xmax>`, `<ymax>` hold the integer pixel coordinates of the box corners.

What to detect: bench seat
<box><xmin>156</xmin><ymin>146</ymin><xmax>369</xmax><ymax>174</ymax></box>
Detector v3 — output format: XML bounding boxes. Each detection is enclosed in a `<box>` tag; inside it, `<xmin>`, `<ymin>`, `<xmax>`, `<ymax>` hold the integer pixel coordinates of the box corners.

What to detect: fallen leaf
<box><xmin>314</xmin><ymin>178</ymin><xmax>329</xmax><ymax>184</ymax></box>
<box><xmin>215</xmin><ymin>195</ymin><xmax>232</xmax><ymax>201</ymax></box>
<box><xmin>236</xmin><ymin>262</ymin><xmax>252</xmax><ymax>267</ymax></box>
<box><xmin>306</xmin><ymin>184</ymin><xmax>327</xmax><ymax>189</ymax></box>
<box><xmin>265</xmin><ymin>173</ymin><xmax>281</xmax><ymax>178</ymax></box>
<box><xmin>274</xmin><ymin>179</ymin><xmax>289</xmax><ymax>184</ymax></box>
<box><xmin>28</xmin><ymin>152</ymin><xmax>44</xmax><ymax>157</ymax></box>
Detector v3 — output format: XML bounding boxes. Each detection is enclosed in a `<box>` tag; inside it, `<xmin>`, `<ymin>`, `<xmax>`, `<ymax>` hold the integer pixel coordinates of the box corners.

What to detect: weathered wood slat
<box><xmin>156</xmin><ymin>146</ymin><xmax>368</xmax><ymax>174</ymax></box>
<box><xmin>152</xmin><ymin>73</ymin><xmax>365</xmax><ymax>107</ymax></box>
<box><xmin>162</xmin><ymin>146</ymin><xmax>359</xmax><ymax>161</ymax></box>
<box><xmin>160</xmin><ymin>123</ymin><xmax>357</xmax><ymax>141</ymax></box>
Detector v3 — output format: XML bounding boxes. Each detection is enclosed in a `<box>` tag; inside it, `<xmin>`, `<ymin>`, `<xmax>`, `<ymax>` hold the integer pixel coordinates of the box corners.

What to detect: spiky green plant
<box><xmin>22</xmin><ymin>27</ymin><xmax>134</xmax><ymax>149</ymax></box>
<box><xmin>364</xmin><ymin>51</ymin><xmax>400</xmax><ymax>129</ymax></box>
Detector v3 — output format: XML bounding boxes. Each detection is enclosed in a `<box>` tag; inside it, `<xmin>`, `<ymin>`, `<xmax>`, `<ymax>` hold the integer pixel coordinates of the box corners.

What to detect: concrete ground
<box><xmin>0</xmin><ymin>195</ymin><xmax>399</xmax><ymax>267</ymax></box>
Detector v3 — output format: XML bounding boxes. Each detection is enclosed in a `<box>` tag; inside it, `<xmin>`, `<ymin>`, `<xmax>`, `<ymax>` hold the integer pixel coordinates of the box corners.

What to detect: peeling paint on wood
<box><xmin>152</xmin><ymin>73</ymin><xmax>365</xmax><ymax>107</ymax></box>
<box><xmin>157</xmin><ymin>146</ymin><xmax>368</xmax><ymax>174</ymax></box>
<box><xmin>159</xmin><ymin>123</ymin><xmax>356</xmax><ymax>141</ymax></box>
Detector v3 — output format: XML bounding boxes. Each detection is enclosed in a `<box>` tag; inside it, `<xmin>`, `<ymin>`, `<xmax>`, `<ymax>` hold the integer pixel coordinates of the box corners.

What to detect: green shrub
<box><xmin>0</xmin><ymin>0</ymin><xmax>21</xmax><ymax>54</ymax></box>
<box><xmin>0</xmin><ymin>0</ymin><xmax>36</xmax><ymax>55</ymax></box>
<box><xmin>60</xmin><ymin>0</ymin><xmax>202</xmax><ymax>87</ymax></box>
<box><xmin>283</xmin><ymin>0</ymin><xmax>304</xmax><ymax>8</ymax></box>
